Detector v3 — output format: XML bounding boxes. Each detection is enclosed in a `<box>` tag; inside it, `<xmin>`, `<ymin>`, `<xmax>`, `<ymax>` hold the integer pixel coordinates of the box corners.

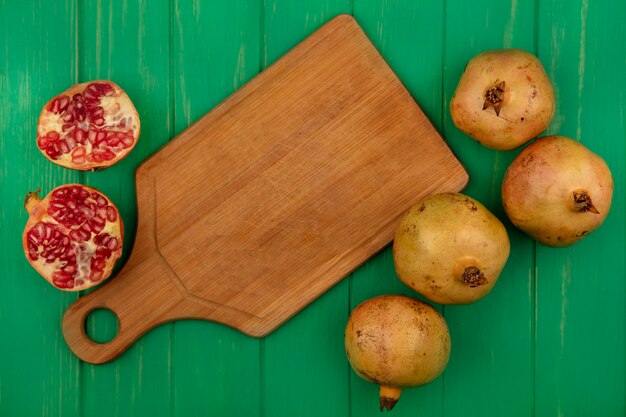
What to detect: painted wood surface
<box><xmin>0</xmin><ymin>0</ymin><xmax>624</xmax><ymax>416</ymax></box>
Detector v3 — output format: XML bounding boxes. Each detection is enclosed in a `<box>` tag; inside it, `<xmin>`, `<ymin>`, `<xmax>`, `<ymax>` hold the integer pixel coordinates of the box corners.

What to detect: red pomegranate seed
<box><xmin>58</xmin><ymin>96</ymin><xmax>70</xmax><ymax>111</ymax></box>
<box><xmin>120</xmin><ymin>135</ymin><xmax>134</xmax><ymax>148</ymax></box>
<box><xmin>107</xmin><ymin>237</ymin><xmax>119</xmax><ymax>250</ymax></box>
<box><xmin>58</xmin><ymin>140</ymin><xmax>70</xmax><ymax>154</ymax></box>
<box><xmin>90</xmin><ymin>270</ymin><xmax>104</xmax><ymax>282</ymax></box>
<box><xmin>71</xmin><ymin>147</ymin><xmax>86</xmax><ymax>165</ymax></box>
<box><xmin>106</xmin><ymin>206</ymin><xmax>117</xmax><ymax>222</ymax></box>
<box><xmin>75</xmin><ymin>129</ymin><xmax>86</xmax><ymax>143</ymax></box>
<box><xmin>48</xmin><ymin>98</ymin><xmax>60</xmax><ymax>113</ymax></box>
<box><xmin>107</xmin><ymin>136</ymin><xmax>120</xmax><ymax>146</ymax></box>
<box><xmin>52</xmin><ymin>271</ymin><xmax>74</xmax><ymax>288</ymax></box>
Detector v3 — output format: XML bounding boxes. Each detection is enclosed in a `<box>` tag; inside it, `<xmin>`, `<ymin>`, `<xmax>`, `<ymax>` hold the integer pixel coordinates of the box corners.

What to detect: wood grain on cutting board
<box><xmin>61</xmin><ymin>15</ymin><xmax>467</xmax><ymax>364</ymax></box>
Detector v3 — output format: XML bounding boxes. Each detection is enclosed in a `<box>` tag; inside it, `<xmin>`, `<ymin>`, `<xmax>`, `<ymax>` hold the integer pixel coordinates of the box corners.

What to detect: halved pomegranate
<box><xmin>37</xmin><ymin>81</ymin><xmax>140</xmax><ymax>170</ymax></box>
<box><xmin>23</xmin><ymin>184</ymin><xmax>124</xmax><ymax>291</ymax></box>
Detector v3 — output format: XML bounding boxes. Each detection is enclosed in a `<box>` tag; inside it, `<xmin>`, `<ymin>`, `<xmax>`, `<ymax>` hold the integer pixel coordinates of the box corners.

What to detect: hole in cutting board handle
<box><xmin>84</xmin><ymin>308</ymin><xmax>119</xmax><ymax>344</ymax></box>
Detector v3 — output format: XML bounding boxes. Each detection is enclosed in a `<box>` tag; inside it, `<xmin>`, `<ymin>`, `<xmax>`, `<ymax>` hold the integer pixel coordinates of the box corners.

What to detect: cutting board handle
<box><xmin>62</xmin><ymin>256</ymin><xmax>184</xmax><ymax>364</ymax></box>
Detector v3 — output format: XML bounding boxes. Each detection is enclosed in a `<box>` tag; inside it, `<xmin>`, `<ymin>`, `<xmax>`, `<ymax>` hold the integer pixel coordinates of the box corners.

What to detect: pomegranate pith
<box><xmin>37</xmin><ymin>80</ymin><xmax>140</xmax><ymax>170</ymax></box>
<box><xmin>23</xmin><ymin>184</ymin><xmax>124</xmax><ymax>291</ymax></box>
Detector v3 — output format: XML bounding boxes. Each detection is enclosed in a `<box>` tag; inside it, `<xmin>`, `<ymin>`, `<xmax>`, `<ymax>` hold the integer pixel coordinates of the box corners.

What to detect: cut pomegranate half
<box><xmin>37</xmin><ymin>81</ymin><xmax>140</xmax><ymax>170</ymax></box>
<box><xmin>23</xmin><ymin>184</ymin><xmax>124</xmax><ymax>291</ymax></box>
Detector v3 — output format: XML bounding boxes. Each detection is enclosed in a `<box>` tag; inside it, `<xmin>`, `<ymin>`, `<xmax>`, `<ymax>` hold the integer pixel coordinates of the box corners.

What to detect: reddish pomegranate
<box><xmin>37</xmin><ymin>81</ymin><xmax>140</xmax><ymax>170</ymax></box>
<box><xmin>23</xmin><ymin>184</ymin><xmax>124</xmax><ymax>291</ymax></box>
<box><xmin>502</xmin><ymin>136</ymin><xmax>613</xmax><ymax>246</ymax></box>
<box><xmin>450</xmin><ymin>49</ymin><xmax>555</xmax><ymax>150</ymax></box>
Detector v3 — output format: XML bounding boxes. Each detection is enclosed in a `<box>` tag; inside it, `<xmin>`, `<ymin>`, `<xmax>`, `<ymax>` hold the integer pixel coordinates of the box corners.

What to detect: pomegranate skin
<box><xmin>450</xmin><ymin>49</ymin><xmax>555</xmax><ymax>150</ymax></box>
<box><xmin>394</xmin><ymin>193</ymin><xmax>510</xmax><ymax>304</ymax></box>
<box><xmin>344</xmin><ymin>295</ymin><xmax>450</xmax><ymax>411</ymax></box>
<box><xmin>502</xmin><ymin>136</ymin><xmax>613</xmax><ymax>247</ymax></box>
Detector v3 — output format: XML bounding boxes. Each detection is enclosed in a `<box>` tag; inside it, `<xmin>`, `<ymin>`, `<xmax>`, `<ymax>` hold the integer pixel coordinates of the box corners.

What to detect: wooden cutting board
<box><xmin>62</xmin><ymin>14</ymin><xmax>468</xmax><ymax>364</ymax></box>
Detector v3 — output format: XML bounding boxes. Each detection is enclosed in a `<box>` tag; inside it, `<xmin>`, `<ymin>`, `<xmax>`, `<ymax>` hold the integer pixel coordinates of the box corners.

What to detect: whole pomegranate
<box><xmin>345</xmin><ymin>295</ymin><xmax>450</xmax><ymax>411</ymax></box>
<box><xmin>37</xmin><ymin>80</ymin><xmax>140</xmax><ymax>170</ymax></box>
<box><xmin>394</xmin><ymin>193</ymin><xmax>510</xmax><ymax>304</ymax></box>
<box><xmin>23</xmin><ymin>184</ymin><xmax>124</xmax><ymax>290</ymax></box>
<box><xmin>450</xmin><ymin>49</ymin><xmax>555</xmax><ymax>150</ymax></box>
<box><xmin>502</xmin><ymin>135</ymin><xmax>613</xmax><ymax>247</ymax></box>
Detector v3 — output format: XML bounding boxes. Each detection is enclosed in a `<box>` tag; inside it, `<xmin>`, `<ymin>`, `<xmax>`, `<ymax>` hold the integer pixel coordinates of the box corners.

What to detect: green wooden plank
<box><xmin>442</xmin><ymin>1</ymin><xmax>535</xmax><ymax>416</ymax></box>
<box><xmin>535</xmin><ymin>0</ymin><xmax>625</xmax><ymax>415</ymax></box>
<box><xmin>260</xmin><ymin>2</ymin><xmax>351</xmax><ymax>416</ymax></box>
<box><xmin>0</xmin><ymin>1</ymin><xmax>81</xmax><ymax>416</ymax></box>
<box><xmin>350</xmin><ymin>1</ymin><xmax>446</xmax><ymax>415</ymax></box>
<box><xmin>77</xmin><ymin>0</ymin><xmax>173</xmax><ymax>416</ymax></box>
<box><xmin>171</xmin><ymin>1</ymin><xmax>262</xmax><ymax>416</ymax></box>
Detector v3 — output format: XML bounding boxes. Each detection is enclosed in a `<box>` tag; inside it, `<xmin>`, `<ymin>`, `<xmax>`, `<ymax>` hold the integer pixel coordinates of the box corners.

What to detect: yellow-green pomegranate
<box><xmin>393</xmin><ymin>193</ymin><xmax>510</xmax><ymax>304</ymax></box>
<box><xmin>502</xmin><ymin>135</ymin><xmax>613</xmax><ymax>246</ymax></box>
<box><xmin>450</xmin><ymin>49</ymin><xmax>555</xmax><ymax>150</ymax></box>
<box><xmin>345</xmin><ymin>295</ymin><xmax>450</xmax><ymax>411</ymax></box>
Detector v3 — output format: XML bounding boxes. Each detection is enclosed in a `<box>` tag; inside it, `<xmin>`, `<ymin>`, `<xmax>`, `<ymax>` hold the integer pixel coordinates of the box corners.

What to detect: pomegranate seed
<box><xmin>95</xmin><ymin>258</ymin><xmax>106</xmax><ymax>270</ymax></box>
<box><xmin>28</xmin><ymin>233</ymin><xmax>39</xmax><ymax>245</ymax></box>
<box><xmin>102</xmin><ymin>149</ymin><xmax>115</xmax><ymax>160</ymax></box>
<box><xmin>94</xmin><ymin>118</ymin><xmax>105</xmax><ymax>126</ymax></box>
<box><xmin>89</xmin><ymin>153</ymin><xmax>101</xmax><ymax>162</ymax></box>
<box><xmin>106</xmin><ymin>206</ymin><xmax>117</xmax><ymax>222</ymax></box>
<box><xmin>59</xmin><ymin>96</ymin><xmax>70</xmax><ymax>111</ymax></box>
<box><xmin>75</xmin><ymin>129</ymin><xmax>86</xmax><ymax>144</ymax></box>
<box><xmin>58</xmin><ymin>140</ymin><xmax>70</xmax><ymax>154</ymax></box>
<box><xmin>48</xmin><ymin>98</ymin><xmax>60</xmax><ymax>113</ymax></box>
<box><xmin>72</xmin><ymin>145</ymin><xmax>86</xmax><ymax>157</ymax></box>
<box><xmin>120</xmin><ymin>135</ymin><xmax>134</xmax><ymax>148</ymax></box>
<box><xmin>95</xmin><ymin>206</ymin><xmax>107</xmax><ymax>218</ymax></box>
<box><xmin>107</xmin><ymin>237</ymin><xmax>119</xmax><ymax>250</ymax></box>
<box><xmin>88</xmin><ymin>129</ymin><xmax>97</xmax><ymax>144</ymax></box>
<box><xmin>96</xmin><ymin>247</ymin><xmax>112</xmax><ymax>259</ymax></box>
<box><xmin>47</xmin><ymin>131</ymin><xmax>60</xmax><ymax>140</ymax></box>
<box><xmin>52</xmin><ymin>270</ymin><xmax>73</xmax><ymax>287</ymax></box>
<box><xmin>96</xmin><ymin>195</ymin><xmax>107</xmax><ymax>206</ymax></box>
<box><xmin>93</xmin><ymin>234</ymin><xmax>104</xmax><ymax>245</ymax></box>
<box><xmin>79</xmin><ymin>204</ymin><xmax>95</xmax><ymax>219</ymax></box>
<box><xmin>90</xmin><ymin>270</ymin><xmax>104</xmax><ymax>282</ymax></box>
<box><xmin>46</xmin><ymin>147</ymin><xmax>61</xmax><ymax>159</ymax></box>
<box><xmin>107</xmin><ymin>136</ymin><xmax>120</xmax><ymax>146</ymax></box>
<box><xmin>66</xmin><ymin>135</ymin><xmax>77</xmax><ymax>150</ymax></box>
<box><xmin>72</xmin><ymin>155</ymin><xmax>86</xmax><ymax>165</ymax></box>
<box><xmin>62</xmin><ymin>112</ymin><xmax>74</xmax><ymax>122</ymax></box>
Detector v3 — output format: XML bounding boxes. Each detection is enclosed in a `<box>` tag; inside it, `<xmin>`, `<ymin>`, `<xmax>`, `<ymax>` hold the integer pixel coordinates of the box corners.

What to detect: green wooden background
<box><xmin>1</xmin><ymin>0</ymin><xmax>624</xmax><ymax>416</ymax></box>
